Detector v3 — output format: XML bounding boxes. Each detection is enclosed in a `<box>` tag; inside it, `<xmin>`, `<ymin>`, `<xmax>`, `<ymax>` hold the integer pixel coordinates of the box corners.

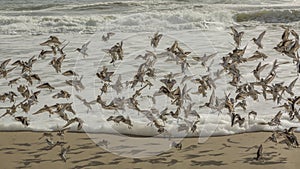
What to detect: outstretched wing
<box><xmin>230</xmin><ymin>26</ymin><xmax>238</xmax><ymax>36</ymax></box>
<box><xmin>288</xmin><ymin>77</ymin><xmax>298</xmax><ymax>90</ymax></box>
<box><xmin>82</xmin><ymin>41</ymin><xmax>91</xmax><ymax>50</ymax></box>
<box><xmin>75</xmin><ymin>95</ymin><xmax>84</xmax><ymax>102</ymax></box>
<box><xmin>257</xmin><ymin>31</ymin><xmax>266</xmax><ymax>42</ymax></box>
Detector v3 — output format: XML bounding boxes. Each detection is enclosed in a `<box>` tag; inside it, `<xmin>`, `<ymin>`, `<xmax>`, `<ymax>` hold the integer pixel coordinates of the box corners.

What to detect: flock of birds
<box><xmin>0</xmin><ymin>26</ymin><xmax>300</xmax><ymax>162</ymax></box>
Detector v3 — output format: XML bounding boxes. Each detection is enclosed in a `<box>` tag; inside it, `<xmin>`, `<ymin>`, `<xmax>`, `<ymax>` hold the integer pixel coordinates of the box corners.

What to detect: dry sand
<box><xmin>0</xmin><ymin>131</ymin><xmax>299</xmax><ymax>169</ymax></box>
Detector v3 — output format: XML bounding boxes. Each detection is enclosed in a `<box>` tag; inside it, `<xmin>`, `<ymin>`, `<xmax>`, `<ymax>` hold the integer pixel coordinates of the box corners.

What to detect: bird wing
<box><xmin>33</xmin><ymin>108</ymin><xmax>47</xmax><ymax>115</ymax></box>
<box><xmin>291</xmin><ymin>30</ymin><xmax>299</xmax><ymax>40</ymax></box>
<box><xmin>82</xmin><ymin>41</ymin><xmax>91</xmax><ymax>50</ymax></box>
<box><xmin>275</xmin><ymin>111</ymin><xmax>283</xmax><ymax>119</ymax></box>
<box><xmin>288</xmin><ymin>77</ymin><xmax>298</xmax><ymax>90</ymax></box>
<box><xmin>60</xmin><ymin>127</ymin><xmax>71</xmax><ymax>132</ymax></box>
<box><xmin>257</xmin><ymin>31</ymin><xmax>266</xmax><ymax>42</ymax></box>
<box><xmin>209</xmin><ymin>90</ymin><xmax>216</xmax><ymax>106</ymax></box>
<box><xmin>206</xmin><ymin>52</ymin><xmax>218</xmax><ymax>61</ymax></box>
<box><xmin>0</xmin><ymin>59</ymin><xmax>11</xmax><ymax>69</ymax></box>
<box><xmin>88</xmin><ymin>100</ymin><xmax>97</xmax><ymax>105</ymax></box>
<box><xmin>230</xmin><ymin>26</ymin><xmax>238</xmax><ymax>36</ymax></box>
<box><xmin>258</xmin><ymin>63</ymin><xmax>268</xmax><ymax>72</ymax></box>
<box><xmin>257</xmin><ymin>144</ymin><xmax>263</xmax><ymax>158</ymax></box>
<box><xmin>63</xmin><ymin>118</ymin><xmax>76</xmax><ymax>128</ymax></box>
<box><xmin>288</xmin><ymin>127</ymin><xmax>297</xmax><ymax>133</ymax></box>
<box><xmin>75</xmin><ymin>95</ymin><xmax>84</xmax><ymax>102</ymax></box>
<box><xmin>255</xmin><ymin>62</ymin><xmax>262</xmax><ymax>71</ymax></box>
<box><xmin>281</xmin><ymin>27</ymin><xmax>290</xmax><ymax>41</ymax></box>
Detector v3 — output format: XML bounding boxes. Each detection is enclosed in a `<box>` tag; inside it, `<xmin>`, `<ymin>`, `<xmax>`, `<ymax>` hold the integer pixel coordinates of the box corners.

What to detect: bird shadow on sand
<box><xmin>94</xmin><ymin>151</ymin><xmax>110</xmax><ymax>155</ymax></box>
<box><xmin>227</xmin><ymin>138</ymin><xmax>239</xmax><ymax>144</ymax></box>
<box><xmin>209</xmin><ymin>153</ymin><xmax>224</xmax><ymax>156</ymax></box>
<box><xmin>190</xmin><ymin>160</ymin><xmax>227</xmax><ymax>166</ymax></box>
<box><xmin>107</xmin><ymin>157</ymin><xmax>128</xmax><ymax>165</ymax></box>
<box><xmin>126</xmin><ymin>149</ymin><xmax>146</xmax><ymax>155</ymax></box>
<box><xmin>0</xmin><ymin>147</ymin><xmax>16</xmax><ymax>151</ymax></box>
<box><xmin>33</xmin><ymin>153</ymin><xmax>47</xmax><ymax>158</ymax></box>
<box><xmin>164</xmin><ymin>159</ymin><xmax>180</xmax><ymax>166</ymax></box>
<box><xmin>17</xmin><ymin>158</ymin><xmax>51</xmax><ymax>169</ymax></box>
<box><xmin>218</xmin><ymin>143</ymin><xmax>231</xmax><ymax>150</ymax></box>
<box><xmin>198</xmin><ymin>149</ymin><xmax>213</xmax><ymax>154</ymax></box>
<box><xmin>242</xmin><ymin>151</ymin><xmax>287</xmax><ymax>165</ymax></box>
<box><xmin>71</xmin><ymin>154</ymin><xmax>103</xmax><ymax>164</ymax></box>
<box><xmin>73</xmin><ymin>161</ymin><xmax>106</xmax><ymax>169</ymax></box>
<box><xmin>2</xmin><ymin>147</ymin><xmax>28</xmax><ymax>154</ymax></box>
<box><xmin>73</xmin><ymin>143</ymin><xmax>97</xmax><ymax>150</ymax></box>
<box><xmin>131</xmin><ymin>158</ymin><xmax>147</xmax><ymax>164</ymax></box>
<box><xmin>52</xmin><ymin>157</ymin><xmax>70</xmax><ymax>163</ymax></box>
<box><xmin>144</xmin><ymin>142</ymin><xmax>162</xmax><ymax>146</ymax></box>
<box><xmin>27</xmin><ymin>150</ymin><xmax>45</xmax><ymax>155</ymax></box>
<box><xmin>14</xmin><ymin>143</ymin><xmax>31</xmax><ymax>147</ymax></box>
<box><xmin>243</xmin><ymin>156</ymin><xmax>287</xmax><ymax>165</ymax></box>
<box><xmin>110</xmin><ymin>145</ymin><xmax>137</xmax><ymax>150</ymax></box>
<box><xmin>148</xmin><ymin>157</ymin><xmax>168</xmax><ymax>164</ymax></box>
<box><xmin>184</xmin><ymin>153</ymin><xmax>206</xmax><ymax>160</ymax></box>
<box><xmin>156</xmin><ymin>151</ymin><xmax>174</xmax><ymax>157</ymax></box>
<box><xmin>77</xmin><ymin>137</ymin><xmax>96</xmax><ymax>141</ymax></box>
<box><xmin>181</xmin><ymin>144</ymin><xmax>198</xmax><ymax>152</ymax></box>
<box><xmin>68</xmin><ymin>150</ymin><xmax>85</xmax><ymax>155</ymax></box>
<box><xmin>112</xmin><ymin>157</ymin><xmax>127</xmax><ymax>161</ymax></box>
<box><xmin>131</xmin><ymin>157</ymin><xmax>180</xmax><ymax>166</ymax></box>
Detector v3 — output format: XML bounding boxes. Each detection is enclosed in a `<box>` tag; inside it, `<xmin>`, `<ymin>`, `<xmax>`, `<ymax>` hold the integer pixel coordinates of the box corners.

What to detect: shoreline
<box><xmin>0</xmin><ymin>131</ymin><xmax>299</xmax><ymax>169</ymax></box>
<box><xmin>0</xmin><ymin>129</ymin><xmax>286</xmax><ymax>138</ymax></box>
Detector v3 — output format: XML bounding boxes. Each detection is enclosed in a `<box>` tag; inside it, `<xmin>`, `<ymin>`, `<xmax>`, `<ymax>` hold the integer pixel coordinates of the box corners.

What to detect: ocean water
<box><xmin>1</xmin><ymin>0</ymin><xmax>300</xmax><ymax>137</ymax></box>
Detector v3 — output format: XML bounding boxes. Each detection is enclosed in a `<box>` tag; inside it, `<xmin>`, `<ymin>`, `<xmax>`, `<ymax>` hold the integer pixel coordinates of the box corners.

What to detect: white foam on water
<box><xmin>0</xmin><ymin>0</ymin><xmax>300</xmax><ymax>35</ymax></box>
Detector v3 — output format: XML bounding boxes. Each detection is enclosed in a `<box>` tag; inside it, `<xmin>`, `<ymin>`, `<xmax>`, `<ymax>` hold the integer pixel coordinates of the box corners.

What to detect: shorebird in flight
<box><xmin>15</xmin><ymin>116</ymin><xmax>29</xmax><ymax>126</ymax></box>
<box><xmin>63</xmin><ymin>117</ymin><xmax>84</xmax><ymax>130</ymax></box>
<box><xmin>75</xmin><ymin>95</ymin><xmax>97</xmax><ymax>111</ymax></box>
<box><xmin>230</xmin><ymin>26</ymin><xmax>244</xmax><ymax>48</ymax></box>
<box><xmin>107</xmin><ymin>115</ymin><xmax>133</xmax><ymax>129</ymax></box>
<box><xmin>255</xmin><ymin>144</ymin><xmax>263</xmax><ymax>161</ymax></box>
<box><xmin>111</xmin><ymin>74</ymin><xmax>123</xmax><ymax>94</ymax></box>
<box><xmin>150</xmin><ymin>32</ymin><xmax>163</xmax><ymax>48</ymax></box>
<box><xmin>33</xmin><ymin>105</ymin><xmax>54</xmax><ymax>116</ymax></box>
<box><xmin>252</xmin><ymin>31</ymin><xmax>266</xmax><ymax>49</ymax></box>
<box><xmin>52</xmin><ymin>90</ymin><xmax>71</xmax><ymax>99</ymax></box>
<box><xmin>247</xmin><ymin>51</ymin><xmax>268</xmax><ymax>61</ymax></box>
<box><xmin>37</xmin><ymin>82</ymin><xmax>55</xmax><ymax>91</ymax></box>
<box><xmin>102</xmin><ymin>32</ymin><xmax>115</xmax><ymax>42</ymax></box>
<box><xmin>40</xmin><ymin>35</ymin><xmax>62</xmax><ymax>47</ymax></box>
<box><xmin>62</xmin><ymin>70</ymin><xmax>79</xmax><ymax>76</ymax></box>
<box><xmin>252</xmin><ymin>62</ymin><xmax>268</xmax><ymax>81</ymax></box>
<box><xmin>231</xmin><ymin>113</ymin><xmax>245</xmax><ymax>127</ymax></box>
<box><xmin>65</xmin><ymin>76</ymin><xmax>85</xmax><ymax>91</ymax></box>
<box><xmin>59</xmin><ymin>145</ymin><xmax>71</xmax><ymax>162</ymax></box>
<box><xmin>75</xmin><ymin>41</ymin><xmax>91</xmax><ymax>58</ymax></box>
<box><xmin>171</xmin><ymin>141</ymin><xmax>182</xmax><ymax>150</ymax></box>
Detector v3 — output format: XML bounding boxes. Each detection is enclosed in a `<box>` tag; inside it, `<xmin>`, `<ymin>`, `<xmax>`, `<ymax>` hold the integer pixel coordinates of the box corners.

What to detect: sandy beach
<box><xmin>0</xmin><ymin>131</ymin><xmax>299</xmax><ymax>169</ymax></box>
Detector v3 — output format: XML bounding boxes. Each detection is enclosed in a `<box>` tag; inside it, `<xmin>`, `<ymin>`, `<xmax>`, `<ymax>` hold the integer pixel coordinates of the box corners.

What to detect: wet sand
<box><xmin>0</xmin><ymin>131</ymin><xmax>299</xmax><ymax>169</ymax></box>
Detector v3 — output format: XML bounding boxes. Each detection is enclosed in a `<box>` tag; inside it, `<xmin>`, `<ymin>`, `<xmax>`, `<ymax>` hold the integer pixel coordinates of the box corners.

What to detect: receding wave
<box><xmin>70</xmin><ymin>1</ymin><xmax>142</xmax><ymax>11</ymax></box>
<box><xmin>234</xmin><ymin>10</ymin><xmax>300</xmax><ymax>23</ymax></box>
<box><xmin>11</xmin><ymin>4</ymin><xmax>62</xmax><ymax>11</ymax></box>
<box><xmin>0</xmin><ymin>9</ymin><xmax>232</xmax><ymax>35</ymax></box>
